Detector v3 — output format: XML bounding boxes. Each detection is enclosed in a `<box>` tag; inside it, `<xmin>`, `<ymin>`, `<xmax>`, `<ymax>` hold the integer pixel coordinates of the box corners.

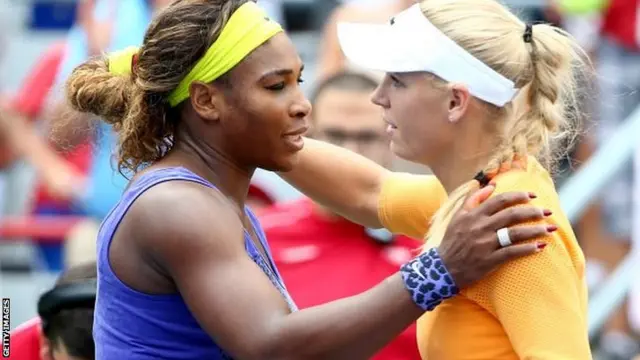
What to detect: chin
<box><xmin>260</xmin><ymin>152</ymin><xmax>300</xmax><ymax>172</ymax></box>
<box><xmin>390</xmin><ymin>141</ymin><xmax>416</xmax><ymax>162</ymax></box>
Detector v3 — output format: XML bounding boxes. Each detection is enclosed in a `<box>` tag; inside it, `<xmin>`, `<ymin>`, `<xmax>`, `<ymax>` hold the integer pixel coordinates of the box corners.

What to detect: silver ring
<box><xmin>497</xmin><ymin>227</ymin><xmax>512</xmax><ymax>248</ymax></box>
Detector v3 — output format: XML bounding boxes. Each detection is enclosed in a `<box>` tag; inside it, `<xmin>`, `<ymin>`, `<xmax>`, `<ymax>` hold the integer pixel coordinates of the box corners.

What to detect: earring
<box><xmin>448</xmin><ymin>115</ymin><xmax>455</xmax><ymax>122</ymax></box>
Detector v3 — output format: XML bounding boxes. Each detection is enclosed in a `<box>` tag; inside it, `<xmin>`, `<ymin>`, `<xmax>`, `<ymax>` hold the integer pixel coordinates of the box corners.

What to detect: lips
<box><xmin>283</xmin><ymin>125</ymin><xmax>309</xmax><ymax>137</ymax></box>
<box><xmin>384</xmin><ymin>118</ymin><xmax>398</xmax><ymax>129</ymax></box>
<box><xmin>283</xmin><ymin>125</ymin><xmax>308</xmax><ymax>151</ymax></box>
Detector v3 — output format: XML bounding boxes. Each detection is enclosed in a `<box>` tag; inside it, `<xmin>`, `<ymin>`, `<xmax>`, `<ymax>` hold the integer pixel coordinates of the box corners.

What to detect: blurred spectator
<box><xmin>548</xmin><ymin>0</ymin><xmax>640</xmax><ymax>358</ymax></box>
<box><xmin>0</xmin><ymin>0</ymin><xmax>169</xmax><ymax>271</ymax></box>
<box><xmin>2</xmin><ymin>0</ymin><xmax>284</xmax><ymax>271</ymax></box>
<box><xmin>261</xmin><ymin>72</ymin><xmax>421</xmax><ymax>359</ymax></box>
<box><xmin>0</xmin><ymin>42</ymin><xmax>66</xmax><ymax>170</ymax></box>
<box><xmin>316</xmin><ymin>0</ymin><xmax>414</xmax><ymax>80</ymax></box>
<box><xmin>597</xmin><ymin>2</ymin><xmax>640</xmax><ymax>358</ymax></box>
<box><xmin>9</xmin><ymin>261</ymin><xmax>96</xmax><ymax>360</ymax></box>
<box><xmin>633</xmin><ymin>139</ymin><xmax>640</xmax><ymax>340</ymax></box>
<box><xmin>247</xmin><ymin>184</ymin><xmax>277</xmax><ymax>213</ymax></box>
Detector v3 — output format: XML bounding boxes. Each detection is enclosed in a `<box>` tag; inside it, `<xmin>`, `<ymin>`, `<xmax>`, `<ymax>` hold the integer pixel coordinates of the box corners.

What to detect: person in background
<box><xmin>247</xmin><ymin>183</ymin><xmax>277</xmax><ymax>212</ymax></box>
<box><xmin>64</xmin><ymin>1</ymin><xmax>550</xmax><ymax>357</ymax></box>
<box><xmin>280</xmin><ymin>0</ymin><xmax>592</xmax><ymax>357</ymax></box>
<box><xmin>0</xmin><ymin>42</ymin><xmax>67</xmax><ymax>170</ymax></box>
<box><xmin>594</xmin><ymin>0</ymin><xmax>640</xmax><ymax>356</ymax></box>
<box><xmin>549</xmin><ymin>0</ymin><xmax>640</xmax><ymax>358</ymax></box>
<box><xmin>0</xmin><ymin>0</ymin><xmax>171</xmax><ymax>271</ymax></box>
<box><xmin>316</xmin><ymin>0</ymin><xmax>415</xmax><ymax>81</ymax></box>
<box><xmin>262</xmin><ymin>71</ymin><xmax>421</xmax><ymax>359</ymax></box>
<box><xmin>8</xmin><ymin>261</ymin><xmax>97</xmax><ymax>360</ymax></box>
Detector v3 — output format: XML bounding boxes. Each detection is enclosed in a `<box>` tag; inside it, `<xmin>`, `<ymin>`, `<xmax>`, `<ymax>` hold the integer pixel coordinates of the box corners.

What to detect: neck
<box><xmin>428</xmin><ymin>135</ymin><xmax>498</xmax><ymax>194</ymax></box>
<box><xmin>429</xmin><ymin>155</ymin><xmax>489</xmax><ymax>194</ymax></box>
<box><xmin>167</xmin><ymin>132</ymin><xmax>254</xmax><ymax>209</ymax></box>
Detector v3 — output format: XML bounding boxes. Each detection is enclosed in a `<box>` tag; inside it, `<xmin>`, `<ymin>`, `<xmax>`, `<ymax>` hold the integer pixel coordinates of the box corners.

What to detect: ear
<box><xmin>39</xmin><ymin>334</ymin><xmax>53</xmax><ymax>360</ymax></box>
<box><xmin>189</xmin><ymin>81</ymin><xmax>224</xmax><ymax>123</ymax></box>
<box><xmin>446</xmin><ymin>83</ymin><xmax>471</xmax><ymax>123</ymax></box>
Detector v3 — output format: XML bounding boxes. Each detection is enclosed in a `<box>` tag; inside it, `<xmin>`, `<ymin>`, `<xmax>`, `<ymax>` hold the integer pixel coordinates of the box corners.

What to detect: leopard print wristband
<box><xmin>400</xmin><ymin>248</ymin><xmax>459</xmax><ymax>311</ymax></box>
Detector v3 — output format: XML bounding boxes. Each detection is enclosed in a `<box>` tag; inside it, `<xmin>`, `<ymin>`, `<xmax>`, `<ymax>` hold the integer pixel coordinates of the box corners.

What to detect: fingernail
<box><xmin>537</xmin><ymin>242</ymin><xmax>547</xmax><ymax>250</ymax></box>
<box><xmin>529</xmin><ymin>192</ymin><xmax>537</xmax><ymax>199</ymax></box>
<box><xmin>547</xmin><ymin>225</ymin><xmax>558</xmax><ymax>232</ymax></box>
<box><xmin>543</xmin><ymin>209</ymin><xmax>553</xmax><ymax>216</ymax></box>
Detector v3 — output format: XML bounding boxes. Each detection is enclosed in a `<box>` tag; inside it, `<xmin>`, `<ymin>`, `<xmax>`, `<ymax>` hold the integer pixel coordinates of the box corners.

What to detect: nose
<box><xmin>290</xmin><ymin>91</ymin><xmax>312</xmax><ymax>119</ymax></box>
<box><xmin>371</xmin><ymin>82</ymin><xmax>389</xmax><ymax>109</ymax></box>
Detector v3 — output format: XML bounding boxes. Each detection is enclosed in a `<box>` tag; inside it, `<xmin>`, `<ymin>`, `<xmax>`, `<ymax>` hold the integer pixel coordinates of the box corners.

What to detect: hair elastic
<box><xmin>473</xmin><ymin>171</ymin><xmax>491</xmax><ymax>187</ymax></box>
<box><xmin>523</xmin><ymin>23</ymin><xmax>533</xmax><ymax>43</ymax></box>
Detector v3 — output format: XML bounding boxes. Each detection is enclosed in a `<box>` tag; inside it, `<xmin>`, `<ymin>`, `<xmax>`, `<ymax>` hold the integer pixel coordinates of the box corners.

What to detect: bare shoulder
<box><xmin>125</xmin><ymin>180</ymin><xmax>245</xmax><ymax>262</ymax></box>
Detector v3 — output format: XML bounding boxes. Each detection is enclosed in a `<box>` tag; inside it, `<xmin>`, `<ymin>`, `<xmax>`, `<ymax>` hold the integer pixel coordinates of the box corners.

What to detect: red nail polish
<box><xmin>547</xmin><ymin>225</ymin><xmax>558</xmax><ymax>232</ymax></box>
<box><xmin>537</xmin><ymin>242</ymin><xmax>547</xmax><ymax>249</ymax></box>
<box><xmin>543</xmin><ymin>209</ymin><xmax>553</xmax><ymax>216</ymax></box>
<box><xmin>529</xmin><ymin>192</ymin><xmax>537</xmax><ymax>199</ymax></box>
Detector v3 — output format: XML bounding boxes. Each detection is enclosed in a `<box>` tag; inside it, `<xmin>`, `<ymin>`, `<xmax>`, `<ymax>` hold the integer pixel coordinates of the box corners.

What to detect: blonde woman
<box><xmin>281</xmin><ymin>0</ymin><xmax>592</xmax><ymax>358</ymax></box>
<box><xmin>60</xmin><ymin>1</ymin><xmax>550</xmax><ymax>358</ymax></box>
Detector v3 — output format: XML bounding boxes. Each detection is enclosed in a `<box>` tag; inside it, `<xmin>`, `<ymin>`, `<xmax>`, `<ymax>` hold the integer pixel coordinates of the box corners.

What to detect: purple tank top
<box><xmin>93</xmin><ymin>167</ymin><xmax>297</xmax><ymax>360</ymax></box>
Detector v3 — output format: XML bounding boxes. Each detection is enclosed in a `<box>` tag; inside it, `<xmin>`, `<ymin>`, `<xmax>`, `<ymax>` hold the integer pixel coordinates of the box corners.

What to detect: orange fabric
<box><xmin>378</xmin><ymin>159</ymin><xmax>591</xmax><ymax>359</ymax></box>
<box><xmin>377</xmin><ymin>173</ymin><xmax>447</xmax><ymax>239</ymax></box>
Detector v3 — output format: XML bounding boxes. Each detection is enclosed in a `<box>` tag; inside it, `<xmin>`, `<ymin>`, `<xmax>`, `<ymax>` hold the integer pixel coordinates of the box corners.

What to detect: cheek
<box><xmin>241</xmin><ymin>98</ymin><xmax>286</xmax><ymax>137</ymax></box>
<box><xmin>398</xmin><ymin>107</ymin><xmax>451</xmax><ymax>155</ymax></box>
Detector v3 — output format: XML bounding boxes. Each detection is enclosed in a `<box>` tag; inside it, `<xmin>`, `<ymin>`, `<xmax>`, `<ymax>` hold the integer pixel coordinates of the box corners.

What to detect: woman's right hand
<box><xmin>437</xmin><ymin>185</ymin><xmax>551</xmax><ymax>289</ymax></box>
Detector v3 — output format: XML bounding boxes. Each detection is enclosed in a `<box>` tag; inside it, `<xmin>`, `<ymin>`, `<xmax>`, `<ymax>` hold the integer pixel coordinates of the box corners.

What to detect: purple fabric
<box><xmin>94</xmin><ymin>167</ymin><xmax>296</xmax><ymax>359</ymax></box>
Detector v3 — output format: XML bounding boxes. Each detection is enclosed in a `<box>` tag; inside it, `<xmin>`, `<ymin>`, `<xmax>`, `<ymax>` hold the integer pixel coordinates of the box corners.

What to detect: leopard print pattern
<box><xmin>400</xmin><ymin>248</ymin><xmax>459</xmax><ymax>311</ymax></box>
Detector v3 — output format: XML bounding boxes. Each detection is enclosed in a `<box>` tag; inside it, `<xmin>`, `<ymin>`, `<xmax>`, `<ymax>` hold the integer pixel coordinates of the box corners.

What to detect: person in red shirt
<box><xmin>261</xmin><ymin>71</ymin><xmax>421</xmax><ymax>359</ymax></box>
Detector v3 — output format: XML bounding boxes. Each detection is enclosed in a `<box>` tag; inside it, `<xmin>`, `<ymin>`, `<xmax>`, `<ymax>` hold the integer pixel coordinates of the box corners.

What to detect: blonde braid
<box><xmin>417</xmin><ymin>0</ymin><xmax>589</xmax><ymax>248</ymax></box>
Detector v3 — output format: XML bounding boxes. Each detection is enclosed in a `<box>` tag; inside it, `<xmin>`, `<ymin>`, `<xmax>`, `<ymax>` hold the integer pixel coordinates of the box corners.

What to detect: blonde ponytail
<box><xmin>418</xmin><ymin>0</ymin><xmax>590</xmax><ymax>247</ymax></box>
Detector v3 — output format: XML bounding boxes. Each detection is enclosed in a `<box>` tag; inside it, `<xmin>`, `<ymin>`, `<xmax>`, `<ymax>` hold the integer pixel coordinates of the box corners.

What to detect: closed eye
<box><xmin>266</xmin><ymin>82</ymin><xmax>285</xmax><ymax>91</ymax></box>
<box><xmin>389</xmin><ymin>74</ymin><xmax>404</xmax><ymax>87</ymax></box>
<box><xmin>265</xmin><ymin>77</ymin><xmax>304</xmax><ymax>91</ymax></box>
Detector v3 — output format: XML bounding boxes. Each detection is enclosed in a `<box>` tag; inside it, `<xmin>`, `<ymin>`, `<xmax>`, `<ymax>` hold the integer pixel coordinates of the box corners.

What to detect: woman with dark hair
<box><xmin>65</xmin><ymin>1</ymin><xmax>550</xmax><ymax>358</ymax></box>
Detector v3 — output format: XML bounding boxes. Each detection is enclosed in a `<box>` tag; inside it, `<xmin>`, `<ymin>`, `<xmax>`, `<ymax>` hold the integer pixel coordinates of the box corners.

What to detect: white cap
<box><xmin>337</xmin><ymin>4</ymin><xmax>518</xmax><ymax>107</ymax></box>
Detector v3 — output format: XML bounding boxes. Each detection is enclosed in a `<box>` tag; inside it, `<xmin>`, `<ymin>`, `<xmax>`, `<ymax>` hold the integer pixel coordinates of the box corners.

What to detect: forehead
<box><xmin>314</xmin><ymin>88</ymin><xmax>383</xmax><ymax>130</ymax></box>
<box><xmin>230</xmin><ymin>33</ymin><xmax>302</xmax><ymax>79</ymax></box>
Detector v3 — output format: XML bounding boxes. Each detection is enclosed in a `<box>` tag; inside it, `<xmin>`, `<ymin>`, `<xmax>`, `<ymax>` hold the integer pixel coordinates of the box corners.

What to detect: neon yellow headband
<box><xmin>107</xmin><ymin>2</ymin><xmax>283</xmax><ymax>107</ymax></box>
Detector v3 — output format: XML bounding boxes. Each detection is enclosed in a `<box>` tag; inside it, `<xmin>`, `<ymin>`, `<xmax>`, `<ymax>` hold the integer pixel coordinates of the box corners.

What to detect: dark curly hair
<box><xmin>65</xmin><ymin>0</ymin><xmax>250</xmax><ymax>174</ymax></box>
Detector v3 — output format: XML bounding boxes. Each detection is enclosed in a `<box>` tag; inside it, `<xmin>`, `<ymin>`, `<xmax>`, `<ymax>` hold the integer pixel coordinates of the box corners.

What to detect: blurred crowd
<box><xmin>1</xmin><ymin>0</ymin><xmax>639</xmax><ymax>359</ymax></box>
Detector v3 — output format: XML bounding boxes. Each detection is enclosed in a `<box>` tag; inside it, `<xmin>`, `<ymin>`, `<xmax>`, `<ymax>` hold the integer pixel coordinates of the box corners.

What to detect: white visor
<box><xmin>337</xmin><ymin>4</ymin><xmax>518</xmax><ymax>107</ymax></box>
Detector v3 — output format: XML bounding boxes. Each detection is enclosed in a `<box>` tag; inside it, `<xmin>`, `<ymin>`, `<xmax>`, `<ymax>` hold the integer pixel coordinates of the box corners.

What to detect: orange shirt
<box><xmin>377</xmin><ymin>159</ymin><xmax>591</xmax><ymax>359</ymax></box>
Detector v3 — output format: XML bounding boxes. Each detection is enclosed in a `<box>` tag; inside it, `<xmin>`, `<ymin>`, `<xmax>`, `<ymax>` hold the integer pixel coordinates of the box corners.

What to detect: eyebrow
<box><xmin>260</xmin><ymin>64</ymin><xmax>305</xmax><ymax>80</ymax></box>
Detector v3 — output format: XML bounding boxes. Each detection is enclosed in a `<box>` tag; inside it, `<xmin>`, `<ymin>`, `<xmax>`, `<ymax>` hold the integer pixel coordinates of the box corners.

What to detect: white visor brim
<box><xmin>337</xmin><ymin>4</ymin><xmax>518</xmax><ymax>107</ymax></box>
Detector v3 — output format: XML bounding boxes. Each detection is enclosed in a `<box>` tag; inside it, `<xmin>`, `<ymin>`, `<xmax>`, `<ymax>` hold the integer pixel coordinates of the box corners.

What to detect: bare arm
<box><xmin>279</xmin><ymin>137</ymin><xmax>390</xmax><ymax>229</ymax></box>
<box><xmin>0</xmin><ymin>109</ymin><xmax>86</xmax><ymax>200</ymax></box>
<box><xmin>138</xmin><ymin>182</ymin><xmax>418</xmax><ymax>360</ymax></box>
<box><xmin>134</xmin><ymin>181</ymin><xmax>549</xmax><ymax>360</ymax></box>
